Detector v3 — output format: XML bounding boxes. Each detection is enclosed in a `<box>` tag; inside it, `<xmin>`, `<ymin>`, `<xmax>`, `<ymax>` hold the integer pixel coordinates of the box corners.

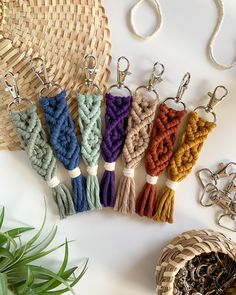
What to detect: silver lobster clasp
<box><xmin>5</xmin><ymin>71</ymin><xmax>33</xmax><ymax>113</ymax></box>
<box><xmin>31</xmin><ymin>57</ymin><xmax>63</xmax><ymax>97</ymax></box>
<box><xmin>194</xmin><ymin>85</ymin><xmax>228</xmax><ymax>123</ymax></box>
<box><xmin>135</xmin><ymin>61</ymin><xmax>164</xmax><ymax>100</ymax></box>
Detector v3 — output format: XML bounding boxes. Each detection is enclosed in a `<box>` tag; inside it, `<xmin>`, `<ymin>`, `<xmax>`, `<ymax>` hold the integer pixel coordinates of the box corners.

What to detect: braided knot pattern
<box><xmin>11</xmin><ymin>105</ymin><xmax>75</xmax><ymax>218</ymax></box>
<box><xmin>100</xmin><ymin>93</ymin><xmax>132</xmax><ymax>207</ymax></box>
<box><xmin>114</xmin><ymin>95</ymin><xmax>158</xmax><ymax>214</ymax></box>
<box><xmin>167</xmin><ymin>112</ymin><xmax>216</xmax><ymax>182</ymax></box>
<box><xmin>154</xmin><ymin>111</ymin><xmax>216</xmax><ymax>223</ymax></box>
<box><xmin>77</xmin><ymin>93</ymin><xmax>102</xmax><ymax>209</ymax></box>
<box><xmin>40</xmin><ymin>91</ymin><xmax>80</xmax><ymax>170</ymax></box>
<box><xmin>40</xmin><ymin>90</ymin><xmax>89</xmax><ymax>212</ymax></box>
<box><xmin>146</xmin><ymin>103</ymin><xmax>186</xmax><ymax>176</ymax></box>
<box><xmin>136</xmin><ymin>103</ymin><xmax>186</xmax><ymax>218</ymax></box>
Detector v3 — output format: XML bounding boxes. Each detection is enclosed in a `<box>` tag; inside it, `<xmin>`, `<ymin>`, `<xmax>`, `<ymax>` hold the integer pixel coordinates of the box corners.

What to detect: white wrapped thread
<box><xmin>104</xmin><ymin>161</ymin><xmax>116</xmax><ymax>171</ymax></box>
<box><xmin>46</xmin><ymin>176</ymin><xmax>60</xmax><ymax>188</ymax></box>
<box><xmin>146</xmin><ymin>174</ymin><xmax>158</xmax><ymax>185</ymax></box>
<box><xmin>165</xmin><ymin>179</ymin><xmax>179</xmax><ymax>191</ymax></box>
<box><xmin>68</xmin><ymin>167</ymin><xmax>81</xmax><ymax>178</ymax></box>
<box><xmin>87</xmin><ymin>165</ymin><xmax>98</xmax><ymax>176</ymax></box>
<box><xmin>123</xmin><ymin>168</ymin><xmax>135</xmax><ymax>178</ymax></box>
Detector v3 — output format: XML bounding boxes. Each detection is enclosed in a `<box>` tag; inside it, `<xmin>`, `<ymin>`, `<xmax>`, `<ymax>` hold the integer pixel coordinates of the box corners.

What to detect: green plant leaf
<box><xmin>11</xmin><ymin>242</ymin><xmax>66</xmax><ymax>270</ymax></box>
<box><xmin>3</xmin><ymin>244</ymin><xmax>27</xmax><ymax>272</ymax></box>
<box><xmin>0</xmin><ymin>204</ymin><xmax>87</xmax><ymax>294</ymax></box>
<box><xmin>0</xmin><ymin>207</ymin><xmax>5</xmax><ymax>229</ymax></box>
<box><xmin>41</xmin><ymin>260</ymin><xmax>88</xmax><ymax>295</ymax></box>
<box><xmin>17</xmin><ymin>266</ymin><xmax>35</xmax><ymax>294</ymax></box>
<box><xmin>0</xmin><ymin>248</ymin><xmax>13</xmax><ymax>259</ymax></box>
<box><xmin>25</xmin><ymin>226</ymin><xmax>57</xmax><ymax>256</ymax></box>
<box><xmin>0</xmin><ymin>233</ymin><xmax>17</xmax><ymax>248</ymax></box>
<box><xmin>0</xmin><ymin>228</ymin><xmax>33</xmax><ymax>246</ymax></box>
<box><xmin>26</xmin><ymin>265</ymin><xmax>76</xmax><ymax>295</ymax></box>
<box><xmin>33</xmin><ymin>240</ymin><xmax>69</xmax><ymax>292</ymax></box>
<box><xmin>1</xmin><ymin>279</ymin><xmax>15</xmax><ymax>295</ymax></box>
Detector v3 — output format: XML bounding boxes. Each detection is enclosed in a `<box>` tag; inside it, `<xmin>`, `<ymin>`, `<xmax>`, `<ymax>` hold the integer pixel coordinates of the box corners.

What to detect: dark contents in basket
<box><xmin>173</xmin><ymin>252</ymin><xmax>236</xmax><ymax>294</ymax></box>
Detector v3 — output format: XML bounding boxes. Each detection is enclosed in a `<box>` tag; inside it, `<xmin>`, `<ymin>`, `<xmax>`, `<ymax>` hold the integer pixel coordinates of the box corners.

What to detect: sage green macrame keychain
<box><xmin>5</xmin><ymin>72</ymin><xmax>75</xmax><ymax>219</ymax></box>
<box><xmin>76</xmin><ymin>55</ymin><xmax>102</xmax><ymax>210</ymax></box>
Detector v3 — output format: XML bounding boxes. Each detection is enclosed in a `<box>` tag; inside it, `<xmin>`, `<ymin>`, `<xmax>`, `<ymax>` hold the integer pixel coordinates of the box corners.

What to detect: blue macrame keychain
<box><xmin>31</xmin><ymin>58</ymin><xmax>89</xmax><ymax>213</ymax></box>
<box><xmin>76</xmin><ymin>55</ymin><xmax>102</xmax><ymax>210</ymax></box>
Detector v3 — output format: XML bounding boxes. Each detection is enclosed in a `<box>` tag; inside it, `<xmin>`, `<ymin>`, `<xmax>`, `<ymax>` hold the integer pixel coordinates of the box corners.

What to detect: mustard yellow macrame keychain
<box><xmin>153</xmin><ymin>85</ymin><xmax>229</xmax><ymax>223</ymax></box>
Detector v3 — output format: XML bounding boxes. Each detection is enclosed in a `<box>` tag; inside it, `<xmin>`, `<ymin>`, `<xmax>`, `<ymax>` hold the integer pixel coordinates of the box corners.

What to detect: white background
<box><xmin>1</xmin><ymin>1</ymin><xmax>236</xmax><ymax>294</ymax></box>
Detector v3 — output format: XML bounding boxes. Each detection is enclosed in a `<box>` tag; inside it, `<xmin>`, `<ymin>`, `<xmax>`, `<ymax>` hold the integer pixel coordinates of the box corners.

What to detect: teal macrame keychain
<box><xmin>5</xmin><ymin>72</ymin><xmax>75</xmax><ymax>218</ymax></box>
<box><xmin>31</xmin><ymin>57</ymin><xmax>89</xmax><ymax>213</ymax></box>
<box><xmin>76</xmin><ymin>55</ymin><xmax>102</xmax><ymax>210</ymax></box>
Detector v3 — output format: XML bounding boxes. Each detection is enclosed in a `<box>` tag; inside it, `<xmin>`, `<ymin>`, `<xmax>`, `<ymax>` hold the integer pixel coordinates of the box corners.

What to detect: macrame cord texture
<box><xmin>153</xmin><ymin>111</ymin><xmax>216</xmax><ymax>223</ymax></box>
<box><xmin>11</xmin><ymin>105</ymin><xmax>75</xmax><ymax>219</ymax></box>
<box><xmin>114</xmin><ymin>94</ymin><xmax>158</xmax><ymax>214</ymax></box>
<box><xmin>100</xmin><ymin>93</ymin><xmax>132</xmax><ymax>207</ymax></box>
<box><xmin>135</xmin><ymin>103</ymin><xmax>186</xmax><ymax>218</ymax></box>
<box><xmin>40</xmin><ymin>90</ymin><xmax>89</xmax><ymax>213</ymax></box>
<box><xmin>77</xmin><ymin>93</ymin><xmax>102</xmax><ymax>210</ymax></box>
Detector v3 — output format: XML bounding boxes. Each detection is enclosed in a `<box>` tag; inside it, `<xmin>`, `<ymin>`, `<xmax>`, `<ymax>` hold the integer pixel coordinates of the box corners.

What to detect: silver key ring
<box><xmin>107</xmin><ymin>56</ymin><xmax>132</xmax><ymax>97</ymax></box>
<box><xmin>163</xmin><ymin>72</ymin><xmax>191</xmax><ymax>111</ymax></box>
<box><xmin>194</xmin><ymin>85</ymin><xmax>228</xmax><ymax>123</ymax></box>
<box><xmin>31</xmin><ymin>57</ymin><xmax>64</xmax><ymax>97</ymax></box>
<box><xmin>77</xmin><ymin>54</ymin><xmax>102</xmax><ymax>96</ymax></box>
<box><xmin>135</xmin><ymin>61</ymin><xmax>164</xmax><ymax>100</ymax></box>
<box><xmin>5</xmin><ymin>71</ymin><xmax>33</xmax><ymax>114</ymax></box>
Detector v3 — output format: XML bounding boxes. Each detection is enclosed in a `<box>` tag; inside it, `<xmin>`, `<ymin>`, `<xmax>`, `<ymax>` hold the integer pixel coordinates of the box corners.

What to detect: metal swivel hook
<box><xmin>175</xmin><ymin>72</ymin><xmax>191</xmax><ymax>103</ymax></box>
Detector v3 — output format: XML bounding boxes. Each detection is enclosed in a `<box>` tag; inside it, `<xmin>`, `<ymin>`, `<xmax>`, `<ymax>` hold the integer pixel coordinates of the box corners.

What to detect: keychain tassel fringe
<box><xmin>136</xmin><ymin>103</ymin><xmax>186</xmax><ymax>217</ymax></box>
<box><xmin>100</xmin><ymin>93</ymin><xmax>132</xmax><ymax>207</ymax></box>
<box><xmin>11</xmin><ymin>105</ymin><xmax>75</xmax><ymax>219</ymax></box>
<box><xmin>153</xmin><ymin>112</ymin><xmax>216</xmax><ymax>223</ymax></box>
<box><xmin>77</xmin><ymin>94</ymin><xmax>102</xmax><ymax>210</ymax></box>
<box><xmin>40</xmin><ymin>90</ymin><xmax>89</xmax><ymax>213</ymax></box>
<box><xmin>114</xmin><ymin>95</ymin><xmax>158</xmax><ymax>214</ymax></box>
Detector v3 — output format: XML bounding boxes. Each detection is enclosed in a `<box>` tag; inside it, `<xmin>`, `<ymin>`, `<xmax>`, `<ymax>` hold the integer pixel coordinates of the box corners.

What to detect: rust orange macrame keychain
<box><xmin>153</xmin><ymin>85</ymin><xmax>229</xmax><ymax>223</ymax></box>
<box><xmin>135</xmin><ymin>73</ymin><xmax>190</xmax><ymax>218</ymax></box>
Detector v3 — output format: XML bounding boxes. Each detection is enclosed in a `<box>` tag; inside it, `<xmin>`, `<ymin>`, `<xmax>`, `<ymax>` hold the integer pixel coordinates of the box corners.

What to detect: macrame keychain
<box><xmin>31</xmin><ymin>57</ymin><xmax>89</xmax><ymax>213</ymax></box>
<box><xmin>76</xmin><ymin>55</ymin><xmax>102</xmax><ymax>210</ymax></box>
<box><xmin>114</xmin><ymin>62</ymin><xmax>164</xmax><ymax>214</ymax></box>
<box><xmin>100</xmin><ymin>57</ymin><xmax>132</xmax><ymax>208</ymax></box>
<box><xmin>135</xmin><ymin>73</ymin><xmax>189</xmax><ymax>218</ymax></box>
<box><xmin>5</xmin><ymin>72</ymin><xmax>75</xmax><ymax>219</ymax></box>
<box><xmin>153</xmin><ymin>85</ymin><xmax>229</xmax><ymax>223</ymax></box>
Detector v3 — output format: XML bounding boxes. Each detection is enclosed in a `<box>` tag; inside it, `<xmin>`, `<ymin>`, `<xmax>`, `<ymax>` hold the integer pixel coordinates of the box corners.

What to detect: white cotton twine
<box><xmin>87</xmin><ymin>165</ymin><xmax>98</xmax><ymax>176</ymax></box>
<box><xmin>146</xmin><ymin>174</ymin><xmax>158</xmax><ymax>185</ymax></box>
<box><xmin>129</xmin><ymin>0</ymin><xmax>163</xmax><ymax>41</ymax></box>
<box><xmin>68</xmin><ymin>167</ymin><xmax>81</xmax><ymax>178</ymax></box>
<box><xmin>165</xmin><ymin>179</ymin><xmax>179</xmax><ymax>191</ymax></box>
<box><xmin>46</xmin><ymin>176</ymin><xmax>60</xmax><ymax>188</ymax></box>
<box><xmin>104</xmin><ymin>161</ymin><xmax>116</xmax><ymax>171</ymax></box>
<box><xmin>123</xmin><ymin>168</ymin><xmax>135</xmax><ymax>178</ymax></box>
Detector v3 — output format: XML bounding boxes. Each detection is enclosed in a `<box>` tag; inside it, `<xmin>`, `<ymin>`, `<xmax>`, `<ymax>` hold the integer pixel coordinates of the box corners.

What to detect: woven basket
<box><xmin>156</xmin><ymin>229</ymin><xmax>236</xmax><ymax>294</ymax></box>
<box><xmin>0</xmin><ymin>0</ymin><xmax>111</xmax><ymax>150</ymax></box>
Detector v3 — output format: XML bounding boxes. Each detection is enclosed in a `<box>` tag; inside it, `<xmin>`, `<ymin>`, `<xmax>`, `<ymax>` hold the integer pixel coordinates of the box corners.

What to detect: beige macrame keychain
<box><xmin>114</xmin><ymin>62</ymin><xmax>164</xmax><ymax>214</ymax></box>
<box><xmin>129</xmin><ymin>0</ymin><xmax>163</xmax><ymax>41</ymax></box>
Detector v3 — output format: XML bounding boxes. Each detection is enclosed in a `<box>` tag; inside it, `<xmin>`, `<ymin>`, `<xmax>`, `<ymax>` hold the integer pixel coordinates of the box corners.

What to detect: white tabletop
<box><xmin>1</xmin><ymin>1</ymin><xmax>236</xmax><ymax>294</ymax></box>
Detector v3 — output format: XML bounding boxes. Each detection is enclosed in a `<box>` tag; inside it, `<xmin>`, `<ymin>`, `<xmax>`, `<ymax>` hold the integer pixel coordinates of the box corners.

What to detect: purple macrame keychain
<box><xmin>100</xmin><ymin>57</ymin><xmax>132</xmax><ymax>207</ymax></box>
